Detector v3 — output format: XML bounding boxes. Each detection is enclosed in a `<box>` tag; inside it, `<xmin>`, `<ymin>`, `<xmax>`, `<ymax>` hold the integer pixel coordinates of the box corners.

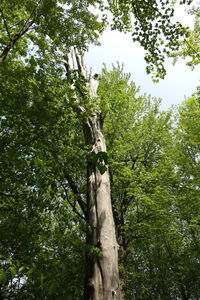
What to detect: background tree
<box><xmin>99</xmin><ymin>66</ymin><xmax>175</xmax><ymax>299</ymax></box>
<box><xmin>171</xmin><ymin>92</ymin><xmax>200</xmax><ymax>300</ymax></box>
<box><xmin>171</xmin><ymin>6</ymin><xmax>200</xmax><ymax>69</ymax></box>
<box><xmin>0</xmin><ymin>52</ymin><xmax>87</xmax><ymax>299</ymax></box>
<box><xmin>98</xmin><ymin>65</ymin><xmax>200</xmax><ymax>300</ymax></box>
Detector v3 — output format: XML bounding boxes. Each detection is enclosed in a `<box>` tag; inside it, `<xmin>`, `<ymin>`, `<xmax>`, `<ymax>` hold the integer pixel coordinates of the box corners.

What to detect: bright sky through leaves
<box><xmin>86</xmin><ymin>3</ymin><xmax>200</xmax><ymax>109</ymax></box>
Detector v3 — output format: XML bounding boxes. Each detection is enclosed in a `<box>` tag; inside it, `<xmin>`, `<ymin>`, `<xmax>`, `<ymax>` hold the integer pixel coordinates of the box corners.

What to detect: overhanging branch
<box><xmin>0</xmin><ymin>19</ymin><xmax>34</xmax><ymax>63</ymax></box>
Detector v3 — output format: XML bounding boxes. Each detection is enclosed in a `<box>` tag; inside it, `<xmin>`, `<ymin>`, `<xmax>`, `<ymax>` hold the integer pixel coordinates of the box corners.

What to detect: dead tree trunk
<box><xmin>65</xmin><ymin>49</ymin><xmax>121</xmax><ymax>300</ymax></box>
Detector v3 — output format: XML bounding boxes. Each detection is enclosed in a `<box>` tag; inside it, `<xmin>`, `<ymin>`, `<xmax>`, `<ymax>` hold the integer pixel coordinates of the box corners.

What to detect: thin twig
<box><xmin>0</xmin><ymin>7</ymin><xmax>11</xmax><ymax>40</ymax></box>
<box><xmin>61</xmin><ymin>182</ymin><xmax>86</xmax><ymax>221</ymax></box>
<box><xmin>0</xmin><ymin>0</ymin><xmax>42</xmax><ymax>63</ymax></box>
<box><xmin>64</xmin><ymin>173</ymin><xmax>87</xmax><ymax>216</ymax></box>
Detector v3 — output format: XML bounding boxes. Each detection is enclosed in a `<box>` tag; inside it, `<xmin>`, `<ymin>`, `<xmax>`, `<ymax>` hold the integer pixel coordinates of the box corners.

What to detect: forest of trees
<box><xmin>0</xmin><ymin>0</ymin><xmax>200</xmax><ymax>299</ymax></box>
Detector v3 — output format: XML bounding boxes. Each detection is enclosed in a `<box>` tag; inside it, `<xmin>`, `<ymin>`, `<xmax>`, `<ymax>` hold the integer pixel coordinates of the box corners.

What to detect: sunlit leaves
<box><xmin>0</xmin><ymin>0</ymin><xmax>104</xmax><ymax>64</ymax></box>
<box><xmin>105</xmin><ymin>0</ymin><xmax>192</xmax><ymax>79</ymax></box>
<box><xmin>170</xmin><ymin>7</ymin><xmax>200</xmax><ymax>68</ymax></box>
<box><xmin>0</xmin><ymin>47</ymin><xmax>86</xmax><ymax>299</ymax></box>
<box><xmin>98</xmin><ymin>64</ymin><xmax>200</xmax><ymax>299</ymax></box>
<box><xmin>0</xmin><ymin>0</ymin><xmax>196</xmax><ymax>78</ymax></box>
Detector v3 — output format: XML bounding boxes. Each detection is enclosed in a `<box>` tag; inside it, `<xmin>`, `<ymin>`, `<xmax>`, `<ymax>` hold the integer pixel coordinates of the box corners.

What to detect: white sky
<box><xmin>85</xmin><ymin>3</ymin><xmax>200</xmax><ymax>110</ymax></box>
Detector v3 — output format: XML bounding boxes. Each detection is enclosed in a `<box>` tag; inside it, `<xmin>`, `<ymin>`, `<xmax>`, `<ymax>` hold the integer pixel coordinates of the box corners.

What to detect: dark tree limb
<box><xmin>61</xmin><ymin>182</ymin><xmax>86</xmax><ymax>221</ymax></box>
<box><xmin>0</xmin><ymin>8</ymin><xmax>11</xmax><ymax>40</ymax></box>
<box><xmin>63</xmin><ymin>173</ymin><xmax>87</xmax><ymax>218</ymax></box>
<box><xmin>0</xmin><ymin>0</ymin><xmax>43</xmax><ymax>63</ymax></box>
<box><xmin>0</xmin><ymin>19</ymin><xmax>34</xmax><ymax>63</ymax></box>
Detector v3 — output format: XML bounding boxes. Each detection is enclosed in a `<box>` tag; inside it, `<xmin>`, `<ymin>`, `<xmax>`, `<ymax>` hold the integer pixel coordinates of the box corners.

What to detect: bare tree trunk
<box><xmin>65</xmin><ymin>49</ymin><xmax>121</xmax><ymax>300</ymax></box>
<box><xmin>83</xmin><ymin>116</ymin><xmax>121</xmax><ymax>300</ymax></box>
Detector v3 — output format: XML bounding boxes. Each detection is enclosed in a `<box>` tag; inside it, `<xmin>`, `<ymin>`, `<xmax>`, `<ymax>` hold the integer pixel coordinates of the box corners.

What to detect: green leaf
<box><xmin>97</xmin><ymin>164</ymin><xmax>107</xmax><ymax>175</ymax></box>
<box><xmin>0</xmin><ymin>269</ymin><xmax>7</xmax><ymax>284</ymax></box>
<box><xmin>10</xmin><ymin>265</ymin><xmax>17</xmax><ymax>277</ymax></box>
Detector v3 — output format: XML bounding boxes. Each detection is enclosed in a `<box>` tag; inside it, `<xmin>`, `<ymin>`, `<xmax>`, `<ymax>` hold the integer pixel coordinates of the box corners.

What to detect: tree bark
<box><xmin>65</xmin><ymin>49</ymin><xmax>121</xmax><ymax>300</ymax></box>
<box><xmin>83</xmin><ymin>116</ymin><xmax>121</xmax><ymax>300</ymax></box>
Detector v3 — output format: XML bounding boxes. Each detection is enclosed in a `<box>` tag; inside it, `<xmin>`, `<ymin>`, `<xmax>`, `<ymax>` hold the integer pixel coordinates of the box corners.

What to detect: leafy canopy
<box><xmin>0</xmin><ymin>0</ymin><xmax>195</xmax><ymax>78</ymax></box>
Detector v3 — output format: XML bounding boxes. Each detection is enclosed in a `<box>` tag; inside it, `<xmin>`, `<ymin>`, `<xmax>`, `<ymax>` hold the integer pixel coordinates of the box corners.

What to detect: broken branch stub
<box><xmin>64</xmin><ymin>48</ymin><xmax>99</xmax><ymax>100</ymax></box>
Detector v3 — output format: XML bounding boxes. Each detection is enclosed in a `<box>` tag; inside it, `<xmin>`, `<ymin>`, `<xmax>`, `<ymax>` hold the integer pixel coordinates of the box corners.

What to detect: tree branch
<box><xmin>0</xmin><ymin>8</ymin><xmax>11</xmax><ymax>40</ymax></box>
<box><xmin>64</xmin><ymin>49</ymin><xmax>87</xmax><ymax>115</ymax></box>
<box><xmin>74</xmin><ymin>48</ymin><xmax>86</xmax><ymax>77</ymax></box>
<box><xmin>0</xmin><ymin>191</ymin><xmax>16</xmax><ymax>198</ymax></box>
<box><xmin>64</xmin><ymin>173</ymin><xmax>87</xmax><ymax>218</ymax></box>
<box><xmin>0</xmin><ymin>19</ymin><xmax>34</xmax><ymax>63</ymax></box>
<box><xmin>0</xmin><ymin>0</ymin><xmax>43</xmax><ymax>63</ymax></box>
<box><xmin>61</xmin><ymin>182</ymin><xmax>86</xmax><ymax>221</ymax></box>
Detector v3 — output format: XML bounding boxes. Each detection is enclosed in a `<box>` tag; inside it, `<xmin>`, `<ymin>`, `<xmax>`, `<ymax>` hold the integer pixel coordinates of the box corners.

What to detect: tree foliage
<box><xmin>1</xmin><ymin>0</ymin><xmax>200</xmax><ymax>298</ymax></box>
<box><xmin>97</xmin><ymin>65</ymin><xmax>200</xmax><ymax>300</ymax></box>
<box><xmin>104</xmin><ymin>0</ymin><xmax>192</xmax><ymax>78</ymax></box>
<box><xmin>171</xmin><ymin>6</ymin><xmax>200</xmax><ymax>68</ymax></box>
<box><xmin>0</xmin><ymin>0</ymin><xmax>195</xmax><ymax>77</ymax></box>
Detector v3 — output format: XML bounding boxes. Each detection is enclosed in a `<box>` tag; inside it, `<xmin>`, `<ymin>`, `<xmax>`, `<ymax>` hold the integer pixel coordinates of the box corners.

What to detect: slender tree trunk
<box><xmin>83</xmin><ymin>115</ymin><xmax>121</xmax><ymax>300</ymax></box>
<box><xmin>64</xmin><ymin>49</ymin><xmax>121</xmax><ymax>300</ymax></box>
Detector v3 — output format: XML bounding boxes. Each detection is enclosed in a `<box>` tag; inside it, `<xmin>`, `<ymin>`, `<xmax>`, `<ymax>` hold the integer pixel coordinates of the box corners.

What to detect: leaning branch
<box><xmin>64</xmin><ymin>173</ymin><xmax>87</xmax><ymax>218</ymax></box>
<box><xmin>0</xmin><ymin>8</ymin><xmax>11</xmax><ymax>40</ymax></box>
<box><xmin>0</xmin><ymin>0</ymin><xmax>43</xmax><ymax>64</ymax></box>
<box><xmin>0</xmin><ymin>19</ymin><xmax>34</xmax><ymax>63</ymax></box>
<box><xmin>61</xmin><ymin>182</ymin><xmax>86</xmax><ymax>221</ymax></box>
